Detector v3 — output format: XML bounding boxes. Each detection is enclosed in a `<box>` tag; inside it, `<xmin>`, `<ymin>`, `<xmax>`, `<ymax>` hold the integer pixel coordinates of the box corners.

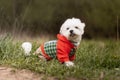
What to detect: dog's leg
<box><xmin>64</xmin><ymin>61</ymin><xmax>74</xmax><ymax>67</ymax></box>
<box><xmin>33</xmin><ymin>48</ymin><xmax>41</xmax><ymax>55</ymax></box>
<box><xmin>33</xmin><ymin>47</ymin><xmax>46</xmax><ymax>61</ymax></box>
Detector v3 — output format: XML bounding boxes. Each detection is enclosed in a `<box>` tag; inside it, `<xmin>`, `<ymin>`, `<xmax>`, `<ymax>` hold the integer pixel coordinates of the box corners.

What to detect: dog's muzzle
<box><xmin>69</xmin><ymin>30</ymin><xmax>76</xmax><ymax>37</ymax></box>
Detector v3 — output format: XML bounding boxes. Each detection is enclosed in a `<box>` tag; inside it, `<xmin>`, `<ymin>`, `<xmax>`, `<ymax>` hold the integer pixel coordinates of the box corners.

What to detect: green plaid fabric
<box><xmin>44</xmin><ymin>40</ymin><xmax>57</xmax><ymax>58</ymax></box>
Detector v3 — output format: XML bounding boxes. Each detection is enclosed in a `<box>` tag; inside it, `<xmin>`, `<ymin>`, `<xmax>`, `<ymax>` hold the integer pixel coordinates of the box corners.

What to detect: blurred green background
<box><xmin>0</xmin><ymin>0</ymin><xmax>120</xmax><ymax>39</ymax></box>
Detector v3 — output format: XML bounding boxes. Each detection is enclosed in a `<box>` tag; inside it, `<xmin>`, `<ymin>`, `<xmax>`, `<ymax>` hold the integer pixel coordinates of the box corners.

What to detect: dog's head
<box><xmin>60</xmin><ymin>18</ymin><xmax>85</xmax><ymax>43</ymax></box>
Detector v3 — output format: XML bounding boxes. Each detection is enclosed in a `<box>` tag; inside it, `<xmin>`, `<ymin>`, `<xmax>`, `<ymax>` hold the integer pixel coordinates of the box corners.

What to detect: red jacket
<box><xmin>40</xmin><ymin>34</ymin><xmax>76</xmax><ymax>63</ymax></box>
<box><xmin>57</xmin><ymin>34</ymin><xmax>76</xmax><ymax>63</ymax></box>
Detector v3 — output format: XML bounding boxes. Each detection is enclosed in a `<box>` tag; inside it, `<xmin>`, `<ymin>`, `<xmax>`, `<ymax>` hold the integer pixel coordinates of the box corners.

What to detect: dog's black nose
<box><xmin>70</xmin><ymin>30</ymin><xmax>73</xmax><ymax>33</ymax></box>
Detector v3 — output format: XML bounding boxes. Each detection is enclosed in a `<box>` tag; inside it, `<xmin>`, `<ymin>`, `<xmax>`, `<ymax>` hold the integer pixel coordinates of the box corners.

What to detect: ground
<box><xmin>0</xmin><ymin>66</ymin><xmax>77</xmax><ymax>80</ymax></box>
<box><xmin>0</xmin><ymin>66</ymin><xmax>43</xmax><ymax>80</ymax></box>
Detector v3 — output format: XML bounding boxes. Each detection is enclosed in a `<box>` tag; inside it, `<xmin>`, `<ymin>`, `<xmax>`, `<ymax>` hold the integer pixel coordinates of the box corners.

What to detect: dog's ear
<box><xmin>60</xmin><ymin>29</ymin><xmax>62</xmax><ymax>34</ymax></box>
<box><xmin>80</xmin><ymin>23</ymin><xmax>85</xmax><ymax>35</ymax></box>
<box><xmin>81</xmin><ymin>23</ymin><xmax>85</xmax><ymax>29</ymax></box>
<box><xmin>60</xmin><ymin>26</ymin><xmax>63</xmax><ymax>34</ymax></box>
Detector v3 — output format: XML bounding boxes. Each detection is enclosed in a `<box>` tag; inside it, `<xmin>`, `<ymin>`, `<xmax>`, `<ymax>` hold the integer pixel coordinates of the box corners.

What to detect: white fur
<box><xmin>64</xmin><ymin>61</ymin><xmax>74</xmax><ymax>67</ymax></box>
<box><xmin>21</xmin><ymin>42</ymin><xmax>32</xmax><ymax>56</ymax></box>
<box><xmin>60</xmin><ymin>18</ymin><xmax>85</xmax><ymax>45</ymax></box>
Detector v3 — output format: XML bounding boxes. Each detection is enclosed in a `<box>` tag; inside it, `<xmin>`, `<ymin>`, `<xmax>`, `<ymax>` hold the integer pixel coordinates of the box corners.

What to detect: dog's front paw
<box><xmin>64</xmin><ymin>61</ymin><xmax>74</xmax><ymax>67</ymax></box>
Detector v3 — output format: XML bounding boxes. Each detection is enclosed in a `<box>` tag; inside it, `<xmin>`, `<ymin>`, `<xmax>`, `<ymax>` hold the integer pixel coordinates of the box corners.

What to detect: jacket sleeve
<box><xmin>57</xmin><ymin>48</ymin><xmax>70</xmax><ymax>63</ymax></box>
<box><xmin>57</xmin><ymin>42</ymin><xmax>71</xmax><ymax>63</ymax></box>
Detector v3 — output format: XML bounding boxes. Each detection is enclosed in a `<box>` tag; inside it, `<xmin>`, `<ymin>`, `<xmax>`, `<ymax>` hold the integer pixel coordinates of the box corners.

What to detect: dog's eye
<box><xmin>66</xmin><ymin>28</ymin><xmax>69</xmax><ymax>30</ymax></box>
<box><xmin>75</xmin><ymin>26</ymin><xmax>79</xmax><ymax>29</ymax></box>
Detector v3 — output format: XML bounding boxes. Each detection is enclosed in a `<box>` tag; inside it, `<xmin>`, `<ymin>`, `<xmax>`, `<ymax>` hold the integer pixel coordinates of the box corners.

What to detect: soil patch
<box><xmin>0</xmin><ymin>66</ymin><xmax>44</xmax><ymax>80</ymax></box>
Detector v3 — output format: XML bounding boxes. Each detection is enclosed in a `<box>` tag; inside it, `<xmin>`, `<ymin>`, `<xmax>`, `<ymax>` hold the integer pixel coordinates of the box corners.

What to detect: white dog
<box><xmin>22</xmin><ymin>18</ymin><xmax>85</xmax><ymax>67</ymax></box>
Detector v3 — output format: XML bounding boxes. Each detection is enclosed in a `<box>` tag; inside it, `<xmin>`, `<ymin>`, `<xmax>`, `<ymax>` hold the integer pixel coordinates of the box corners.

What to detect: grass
<box><xmin>0</xmin><ymin>35</ymin><xmax>120</xmax><ymax>80</ymax></box>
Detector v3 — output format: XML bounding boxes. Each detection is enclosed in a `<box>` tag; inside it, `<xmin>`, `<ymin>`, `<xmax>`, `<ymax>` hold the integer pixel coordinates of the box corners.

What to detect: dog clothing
<box><xmin>40</xmin><ymin>34</ymin><xmax>76</xmax><ymax>63</ymax></box>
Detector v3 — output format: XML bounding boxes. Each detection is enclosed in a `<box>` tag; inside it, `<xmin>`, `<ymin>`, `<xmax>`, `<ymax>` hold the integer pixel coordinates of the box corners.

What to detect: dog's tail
<box><xmin>21</xmin><ymin>42</ymin><xmax>32</xmax><ymax>56</ymax></box>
